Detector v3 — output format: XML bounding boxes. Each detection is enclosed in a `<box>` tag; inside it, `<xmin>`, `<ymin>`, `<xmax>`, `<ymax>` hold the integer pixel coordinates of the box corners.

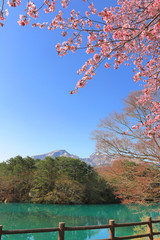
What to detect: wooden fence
<box><xmin>0</xmin><ymin>217</ymin><xmax>160</xmax><ymax>240</ymax></box>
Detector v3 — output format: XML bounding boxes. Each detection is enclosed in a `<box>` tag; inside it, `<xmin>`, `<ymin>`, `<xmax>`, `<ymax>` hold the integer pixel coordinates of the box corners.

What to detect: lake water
<box><xmin>0</xmin><ymin>203</ymin><xmax>160</xmax><ymax>240</ymax></box>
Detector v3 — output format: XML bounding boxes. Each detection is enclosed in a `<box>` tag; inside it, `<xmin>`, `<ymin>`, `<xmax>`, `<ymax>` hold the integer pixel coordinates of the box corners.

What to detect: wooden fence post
<box><xmin>58</xmin><ymin>222</ymin><xmax>65</xmax><ymax>240</ymax></box>
<box><xmin>0</xmin><ymin>225</ymin><xmax>3</xmax><ymax>240</ymax></box>
<box><xmin>109</xmin><ymin>220</ymin><xmax>115</xmax><ymax>240</ymax></box>
<box><xmin>147</xmin><ymin>217</ymin><xmax>153</xmax><ymax>240</ymax></box>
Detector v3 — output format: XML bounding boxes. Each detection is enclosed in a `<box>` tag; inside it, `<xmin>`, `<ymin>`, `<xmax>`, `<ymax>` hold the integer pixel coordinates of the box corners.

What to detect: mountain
<box><xmin>32</xmin><ymin>149</ymin><xmax>112</xmax><ymax>166</ymax></box>
<box><xmin>32</xmin><ymin>149</ymin><xmax>79</xmax><ymax>161</ymax></box>
<box><xmin>83</xmin><ymin>152</ymin><xmax>112</xmax><ymax>166</ymax></box>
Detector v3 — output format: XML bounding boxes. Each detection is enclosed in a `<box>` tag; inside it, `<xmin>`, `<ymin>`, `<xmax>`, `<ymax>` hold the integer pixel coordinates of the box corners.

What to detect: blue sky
<box><xmin>0</xmin><ymin>0</ymin><xmax>140</xmax><ymax>161</ymax></box>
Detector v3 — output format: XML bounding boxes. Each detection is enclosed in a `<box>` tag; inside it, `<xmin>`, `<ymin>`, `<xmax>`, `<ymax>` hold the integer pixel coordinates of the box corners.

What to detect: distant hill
<box><xmin>83</xmin><ymin>152</ymin><xmax>112</xmax><ymax>166</ymax></box>
<box><xmin>32</xmin><ymin>150</ymin><xmax>79</xmax><ymax>160</ymax></box>
<box><xmin>32</xmin><ymin>149</ymin><xmax>112</xmax><ymax>167</ymax></box>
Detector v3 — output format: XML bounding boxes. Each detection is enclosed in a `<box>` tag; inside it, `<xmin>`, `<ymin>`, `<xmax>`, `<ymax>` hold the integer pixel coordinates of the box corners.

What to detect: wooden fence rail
<box><xmin>0</xmin><ymin>217</ymin><xmax>160</xmax><ymax>240</ymax></box>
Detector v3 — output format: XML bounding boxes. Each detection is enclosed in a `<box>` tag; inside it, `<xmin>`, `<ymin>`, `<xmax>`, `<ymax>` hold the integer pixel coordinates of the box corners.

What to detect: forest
<box><xmin>0</xmin><ymin>156</ymin><xmax>116</xmax><ymax>204</ymax></box>
<box><xmin>0</xmin><ymin>155</ymin><xmax>159</xmax><ymax>205</ymax></box>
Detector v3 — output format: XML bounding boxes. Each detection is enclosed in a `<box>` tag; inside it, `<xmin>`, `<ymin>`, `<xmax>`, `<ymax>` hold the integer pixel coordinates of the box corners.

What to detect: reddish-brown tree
<box><xmin>97</xmin><ymin>159</ymin><xmax>160</xmax><ymax>204</ymax></box>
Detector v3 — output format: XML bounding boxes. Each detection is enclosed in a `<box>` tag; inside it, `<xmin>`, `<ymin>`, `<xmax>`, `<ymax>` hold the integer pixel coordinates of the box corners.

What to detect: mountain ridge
<box><xmin>32</xmin><ymin>149</ymin><xmax>112</xmax><ymax>166</ymax></box>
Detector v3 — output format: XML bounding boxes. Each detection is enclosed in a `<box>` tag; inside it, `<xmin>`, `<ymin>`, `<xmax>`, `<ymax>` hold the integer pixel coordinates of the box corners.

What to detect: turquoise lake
<box><xmin>0</xmin><ymin>203</ymin><xmax>160</xmax><ymax>240</ymax></box>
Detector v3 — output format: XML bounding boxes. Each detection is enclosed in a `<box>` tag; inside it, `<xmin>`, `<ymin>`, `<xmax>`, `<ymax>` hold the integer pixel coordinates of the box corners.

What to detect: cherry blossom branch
<box><xmin>0</xmin><ymin>0</ymin><xmax>159</xmax><ymax>137</ymax></box>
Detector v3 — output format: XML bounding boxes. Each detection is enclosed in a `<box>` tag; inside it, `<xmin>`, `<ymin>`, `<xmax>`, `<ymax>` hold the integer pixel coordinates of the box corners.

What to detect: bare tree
<box><xmin>93</xmin><ymin>91</ymin><xmax>160</xmax><ymax>165</ymax></box>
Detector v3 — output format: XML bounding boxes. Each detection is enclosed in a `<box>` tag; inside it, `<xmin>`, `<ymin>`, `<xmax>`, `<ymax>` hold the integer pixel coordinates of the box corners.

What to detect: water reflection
<box><xmin>0</xmin><ymin>203</ymin><xmax>159</xmax><ymax>240</ymax></box>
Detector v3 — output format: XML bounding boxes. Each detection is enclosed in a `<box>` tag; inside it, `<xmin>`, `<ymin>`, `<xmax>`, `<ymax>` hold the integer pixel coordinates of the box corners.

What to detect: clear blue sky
<box><xmin>0</xmin><ymin>0</ymin><xmax>140</xmax><ymax>162</ymax></box>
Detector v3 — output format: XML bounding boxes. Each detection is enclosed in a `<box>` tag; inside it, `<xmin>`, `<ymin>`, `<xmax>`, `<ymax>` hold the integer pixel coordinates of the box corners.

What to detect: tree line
<box><xmin>0</xmin><ymin>155</ymin><xmax>159</xmax><ymax>204</ymax></box>
<box><xmin>0</xmin><ymin>156</ymin><xmax>116</xmax><ymax>204</ymax></box>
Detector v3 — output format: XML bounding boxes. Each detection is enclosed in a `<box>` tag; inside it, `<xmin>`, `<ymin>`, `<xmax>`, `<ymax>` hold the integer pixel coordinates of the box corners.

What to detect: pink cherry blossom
<box><xmin>5</xmin><ymin>9</ymin><xmax>9</xmax><ymax>16</ymax></box>
<box><xmin>17</xmin><ymin>14</ymin><xmax>30</xmax><ymax>26</ymax></box>
<box><xmin>7</xmin><ymin>0</ymin><xmax>21</xmax><ymax>7</ymax></box>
